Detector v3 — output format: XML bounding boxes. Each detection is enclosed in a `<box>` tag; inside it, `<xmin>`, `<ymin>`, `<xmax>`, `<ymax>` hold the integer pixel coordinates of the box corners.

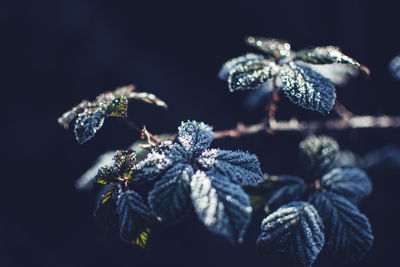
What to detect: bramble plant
<box><xmin>59</xmin><ymin>37</ymin><xmax>400</xmax><ymax>266</ymax></box>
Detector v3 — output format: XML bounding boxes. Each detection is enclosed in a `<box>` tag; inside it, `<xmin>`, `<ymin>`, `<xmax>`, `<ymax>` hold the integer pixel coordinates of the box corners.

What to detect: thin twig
<box><xmin>122</xmin><ymin>119</ymin><xmax>161</xmax><ymax>144</ymax></box>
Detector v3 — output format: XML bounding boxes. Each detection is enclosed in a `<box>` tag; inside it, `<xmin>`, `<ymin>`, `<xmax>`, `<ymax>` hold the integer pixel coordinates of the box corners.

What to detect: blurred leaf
<box><xmin>303</xmin><ymin>63</ymin><xmax>359</xmax><ymax>86</ymax></box>
<box><xmin>94</xmin><ymin>185</ymin><xmax>118</xmax><ymax>232</ymax></box>
<box><xmin>299</xmin><ymin>135</ymin><xmax>339</xmax><ymax>179</ymax></box>
<box><xmin>228</xmin><ymin>59</ymin><xmax>279</xmax><ymax>92</ymax></box>
<box><xmin>219</xmin><ymin>53</ymin><xmax>265</xmax><ymax>80</ymax></box>
<box><xmin>265</xmin><ymin>175</ymin><xmax>306</xmax><ymax>210</ymax></box>
<box><xmin>320</xmin><ymin>168</ymin><xmax>372</xmax><ymax>203</ymax></box>
<box><xmin>310</xmin><ymin>191</ymin><xmax>373</xmax><ymax>262</ymax></box>
<box><xmin>245</xmin><ymin>36</ymin><xmax>293</xmax><ymax>59</ymax></box>
<box><xmin>280</xmin><ymin>62</ymin><xmax>336</xmax><ymax>114</ymax></box>
<box><xmin>57</xmin><ymin>100</ymin><xmax>89</xmax><ymax>129</ymax></box>
<box><xmin>389</xmin><ymin>54</ymin><xmax>400</xmax><ymax>80</ymax></box>
<box><xmin>256</xmin><ymin>201</ymin><xmax>324</xmax><ymax>266</ymax></box>
<box><xmin>74</xmin><ymin>107</ymin><xmax>106</xmax><ymax>144</ymax></box>
<box><xmin>296</xmin><ymin>46</ymin><xmax>370</xmax><ymax>75</ymax></box>
<box><xmin>190</xmin><ymin>170</ymin><xmax>252</xmax><ymax>243</ymax></box>
<box><xmin>362</xmin><ymin>145</ymin><xmax>400</xmax><ymax>172</ymax></box>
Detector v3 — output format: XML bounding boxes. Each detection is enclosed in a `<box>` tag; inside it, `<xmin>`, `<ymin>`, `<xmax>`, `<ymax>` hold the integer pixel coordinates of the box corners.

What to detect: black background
<box><xmin>2</xmin><ymin>0</ymin><xmax>400</xmax><ymax>266</ymax></box>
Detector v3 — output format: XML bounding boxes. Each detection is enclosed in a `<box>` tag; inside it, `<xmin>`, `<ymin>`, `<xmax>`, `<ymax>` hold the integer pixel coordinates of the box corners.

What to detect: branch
<box><xmin>213</xmin><ymin>114</ymin><xmax>400</xmax><ymax>139</ymax></box>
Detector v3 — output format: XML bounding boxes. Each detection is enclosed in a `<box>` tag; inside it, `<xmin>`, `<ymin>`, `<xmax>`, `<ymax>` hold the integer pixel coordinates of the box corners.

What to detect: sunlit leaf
<box><xmin>299</xmin><ymin>135</ymin><xmax>339</xmax><ymax>179</ymax></box>
<box><xmin>280</xmin><ymin>62</ymin><xmax>336</xmax><ymax>114</ymax></box>
<box><xmin>245</xmin><ymin>36</ymin><xmax>293</xmax><ymax>59</ymax></box>
<box><xmin>320</xmin><ymin>168</ymin><xmax>372</xmax><ymax>203</ymax></box>
<box><xmin>106</xmin><ymin>96</ymin><xmax>128</xmax><ymax>117</ymax></box>
<box><xmin>228</xmin><ymin>59</ymin><xmax>279</xmax><ymax>92</ymax></box>
<box><xmin>310</xmin><ymin>191</ymin><xmax>373</xmax><ymax>262</ymax></box>
<box><xmin>296</xmin><ymin>46</ymin><xmax>370</xmax><ymax>75</ymax></box>
<box><xmin>190</xmin><ymin>170</ymin><xmax>252</xmax><ymax>243</ymax></box>
<box><xmin>256</xmin><ymin>201</ymin><xmax>324</xmax><ymax>266</ymax></box>
<box><xmin>74</xmin><ymin>107</ymin><xmax>106</xmax><ymax>144</ymax></box>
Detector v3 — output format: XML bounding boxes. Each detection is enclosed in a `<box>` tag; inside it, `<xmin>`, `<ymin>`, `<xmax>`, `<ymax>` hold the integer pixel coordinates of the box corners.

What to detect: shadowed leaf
<box><xmin>74</xmin><ymin>108</ymin><xmax>106</xmax><ymax>144</ymax></box>
<box><xmin>94</xmin><ymin>185</ymin><xmax>118</xmax><ymax>232</ymax></box>
<box><xmin>265</xmin><ymin>175</ymin><xmax>306</xmax><ymax>209</ymax></box>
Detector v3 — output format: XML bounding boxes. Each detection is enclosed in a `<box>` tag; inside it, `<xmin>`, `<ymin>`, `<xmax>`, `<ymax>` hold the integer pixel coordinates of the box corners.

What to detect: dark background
<box><xmin>2</xmin><ymin>0</ymin><xmax>400</xmax><ymax>266</ymax></box>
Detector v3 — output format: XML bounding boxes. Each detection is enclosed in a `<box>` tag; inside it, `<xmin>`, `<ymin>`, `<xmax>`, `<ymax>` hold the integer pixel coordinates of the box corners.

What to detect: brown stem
<box><xmin>122</xmin><ymin>119</ymin><xmax>161</xmax><ymax>144</ymax></box>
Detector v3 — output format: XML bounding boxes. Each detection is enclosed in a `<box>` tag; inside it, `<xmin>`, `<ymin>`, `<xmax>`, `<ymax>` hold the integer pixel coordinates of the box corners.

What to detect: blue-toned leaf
<box><xmin>57</xmin><ymin>100</ymin><xmax>89</xmax><ymax>129</ymax></box>
<box><xmin>245</xmin><ymin>36</ymin><xmax>293</xmax><ymax>59</ymax></box>
<box><xmin>304</xmin><ymin>63</ymin><xmax>359</xmax><ymax>86</ymax></box>
<box><xmin>321</xmin><ymin>168</ymin><xmax>372</xmax><ymax>203</ymax></box>
<box><xmin>148</xmin><ymin>164</ymin><xmax>194</xmax><ymax>224</ymax></box>
<box><xmin>280</xmin><ymin>62</ymin><xmax>336</xmax><ymax>114</ymax></box>
<box><xmin>331</xmin><ymin>150</ymin><xmax>361</xmax><ymax>169</ymax></box>
<box><xmin>265</xmin><ymin>175</ymin><xmax>306</xmax><ymax>209</ymax></box>
<box><xmin>73</xmin><ymin>107</ymin><xmax>106</xmax><ymax>144</ymax></box>
<box><xmin>219</xmin><ymin>53</ymin><xmax>265</xmax><ymax>80</ymax></box>
<box><xmin>177</xmin><ymin>121</ymin><xmax>214</xmax><ymax>156</ymax></box>
<box><xmin>389</xmin><ymin>54</ymin><xmax>400</xmax><ymax>80</ymax></box>
<box><xmin>310</xmin><ymin>191</ymin><xmax>373</xmax><ymax>262</ymax></box>
<box><xmin>243</xmin><ymin>80</ymin><xmax>275</xmax><ymax>108</ymax></box>
<box><xmin>256</xmin><ymin>201</ymin><xmax>324</xmax><ymax>266</ymax></box>
<box><xmin>299</xmin><ymin>135</ymin><xmax>339</xmax><ymax>179</ymax></box>
<box><xmin>296</xmin><ymin>46</ymin><xmax>370</xmax><ymax>75</ymax></box>
<box><xmin>190</xmin><ymin>170</ymin><xmax>252</xmax><ymax>243</ymax></box>
<box><xmin>94</xmin><ymin>185</ymin><xmax>118</xmax><ymax>232</ymax></box>
<box><xmin>197</xmin><ymin>149</ymin><xmax>263</xmax><ymax>186</ymax></box>
<box><xmin>362</xmin><ymin>144</ymin><xmax>400</xmax><ymax>172</ymax></box>
<box><xmin>228</xmin><ymin>59</ymin><xmax>279</xmax><ymax>92</ymax></box>
<box><xmin>116</xmin><ymin>189</ymin><xmax>155</xmax><ymax>248</ymax></box>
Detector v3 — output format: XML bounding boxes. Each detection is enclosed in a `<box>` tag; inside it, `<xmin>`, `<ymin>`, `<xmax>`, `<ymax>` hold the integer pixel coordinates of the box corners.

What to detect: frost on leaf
<box><xmin>228</xmin><ymin>59</ymin><xmax>279</xmax><ymax>92</ymax></box>
<box><xmin>320</xmin><ymin>168</ymin><xmax>372</xmax><ymax>204</ymax></box>
<box><xmin>280</xmin><ymin>62</ymin><xmax>336</xmax><ymax>114</ymax></box>
<box><xmin>389</xmin><ymin>54</ymin><xmax>400</xmax><ymax>80</ymax></box>
<box><xmin>148</xmin><ymin>164</ymin><xmax>193</xmax><ymax>224</ymax></box>
<box><xmin>299</xmin><ymin>135</ymin><xmax>339</xmax><ymax>179</ymax></box>
<box><xmin>135</xmin><ymin>121</ymin><xmax>262</xmax><ymax>240</ymax></box>
<box><xmin>95</xmin><ymin>150</ymin><xmax>136</xmax><ymax>185</ymax></box>
<box><xmin>58</xmin><ymin>84</ymin><xmax>167</xmax><ymax>144</ymax></box>
<box><xmin>116</xmin><ymin>188</ymin><xmax>156</xmax><ymax>248</ymax></box>
<box><xmin>190</xmin><ymin>170</ymin><xmax>252</xmax><ymax>243</ymax></box>
<box><xmin>74</xmin><ymin>108</ymin><xmax>106</xmax><ymax>144</ymax></box>
<box><xmin>245</xmin><ymin>36</ymin><xmax>293</xmax><ymax>59</ymax></box>
<box><xmin>256</xmin><ymin>201</ymin><xmax>324</xmax><ymax>267</ymax></box>
<box><xmin>296</xmin><ymin>46</ymin><xmax>370</xmax><ymax>75</ymax></box>
<box><xmin>310</xmin><ymin>192</ymin><xmax>373</xmax><ymax>262</ymax></box>
<box><xmin>264</xmin><ymin>175</ymin><xmax>306</xmax><ymax>210</ymax></box>
<box><xmin>219</xmin><ymin>53</ymin><xmax>265</xmax><ymax>80</ymax></box>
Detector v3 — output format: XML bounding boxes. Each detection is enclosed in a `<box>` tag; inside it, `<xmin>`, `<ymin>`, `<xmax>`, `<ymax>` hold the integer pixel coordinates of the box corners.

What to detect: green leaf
<box><xmin>106</xmin><ymin>96</ymin><xmax>128</xmax><ymax>117</ymax></box>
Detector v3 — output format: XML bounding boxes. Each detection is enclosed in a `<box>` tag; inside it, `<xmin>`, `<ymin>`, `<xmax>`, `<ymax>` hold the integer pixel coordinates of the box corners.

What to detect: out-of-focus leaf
<box><xmin>331</xmin><ymin>150</ymin><xmax>361</xmax><ymax>169</ymax></box>
<box><xmin>265</xmin><ymin>175</ymin><xmax>306</xmax><ymax>209</ymax></box>
<box><xmin>219</xmin><ymin>53</ymin><xmax>265</xmax><ymax>80</ymax></box>
<box><xmin>389</xmin><ymin>54</ymin><xmax>400</xmax><ymax>80</ymax></box>
<box><xmin>57</xmin><ymin>100</ymin><xmax>90</xmax><ymax>129</ymax></box>
<box><xmin>362</xmin><ymin>144</ymin><xmax>400</xmax><ymax>172</ymax></box>
<box><xmin>228</xmin><ymin>59</ymin><xmax>279</xmax><ymax>92</ymax></box>
<box><xmin>190</xmin><ymin>170</ymin><xmax>252</xmax><ymax>243</ymax></box>
<box><xmin>94</xmin><ymin>185</ymin><xmax>118</xmax><ymax>232</ymax></box>
<box><xmin>256</xmin><ymin>201</ymin><xmax>324</xmax><ymax>267</ymax></box>
<box><xmin>116</xmin><ymin>189</ymin><xmax>155</xmax><ymax>248</ymax></box>
<box><xmin>128</xmin><ymin>91</ymin><xmax>168</xmax><ymax>109</ymax></box>
<box><xmin>299</xmin><ymin>135</ymin><xmax>339</xmax><ymax>179</ymax></box>
<box><xmin>245</xmin><ymin>36</ymin><xmax>293</xmax><ymax>59</ymax></box>
<box><xmin>148</xmin><ymin>164</ymin><xmax>193</xmax><ymax>224</ymax></box>
<box><xmin>243</xmin><ymin>80</ymin><xmax>274</xmax><ymax>108</ymax></box>
<box><xmin>74</xmin><ymin>107</ymin><xmax>106</xmax><ymax>144</ymax></box>
<box><xmin>296</xmin><ymin>46</ymin><xmax>370</xmax><ymax>75</ymax></box>
<box><xmin>197</xmin><ymin>149</ymin><xmax>263</xmax><ymax>186</ymax></box>
<box><xmin>106</xmin><ymin>96</ymin><xmax>128</xmax><ymax>117</ymax></box>
<box><xmin>310</xmin><ymin>191</ymin><xmax>373</xmax><ymax>262</ymax></box>
<box><xmin>320</xmin><ymin>168</ymin><xmax>372</xmax><ymax>203</ymax></box>
<box><xmin>280</xmin><ymin>62</ymin><xmax>336</xmax><ymax>114</ymax></box>
<box><xmin>302</xmin><ymin>62</ymin><xmax>359</xmax><ymax>86</ymax></box>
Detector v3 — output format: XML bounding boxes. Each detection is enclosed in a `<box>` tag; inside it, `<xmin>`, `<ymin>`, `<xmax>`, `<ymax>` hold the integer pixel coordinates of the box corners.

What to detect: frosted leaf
<box><xmin>299</xmin><ymin>135</ymin><xmax>339</xmax><ymax>179</ymax></box>
<box><xmin>75</xmin><ymin>151</ymin><xmax>115</xmax><ymax>191</ymax></box>
<box><xmin>228</xmin><ymin>59</ymin><xmax>280</xmax><ymax>92</ymax></box>
<box><xmin>57</xmin><ymin>100</ymin><xmax>90</xmax><ymax>129</ymax></box>
<box><xmin>320</xmin><ymin>168</ymin><xmax>372</xmax><ymax>203</ymax></box>
<box><xmin>389</xmin><ymin>54</ymin><xmax>400</xmax><ymax>80</ymax></box>
<box><xmin>310</xmin><ymin>192</ymin><xmax>373</xmax><ymax>262</ymax></box>
<box><xmin>245</xmin><ymin>36</ymin><xmax>293</xmax><ymax>59</ymax></box>
<box><xmin>256</xmin><ymin>201</ymin><xmax>324</xmax><ymax>266</ymax></box>
<box><xmin>106</xmin><ymin>96</ymin><xmax>128</xmax><ymax>117</ymax></box>
<box><xmin>74</xmin><ymin>107</ymin><xmax>106</xmax><ymax>144</ymax></box>
<box><xmin>148</xmin><ymin>164</ymin><xmax>193</xmax><ymax>224</ymax></box>
<box><xmin>296</xmin><ymin>46</ymin><xmax>370</xmax><ymax>75</ymax></box>
<box><xmin>134</xmin><ymin>148</ymin><xmax>174</xmax><ymax>182</ymax></box>
<box><xmin>197</xmin><ymin>149</ymin><xmax>263</xmax><ymax>186</ymax></box>
<box><xmin>300</xmin><ymin>62</ymin><xmax>359</xmax><ymax>86</ymax></box>
<box><xmin>127</xmin><ymin>91</ymin><xmax>168</xmax><ymax>109</ymax></box>
<box><xmin>177</xmin><ymin>121</ymin><xmax>214</xmax><ymax>156</ymax></box>
<box><xmin>265</xmin><ymin>175</ymin><xmax>306</xmax><ymax>209</ymax></box>
<box><xmin>116</xmin><ymin>188</ymin><xmax>156</xmax><ymax>248</ymax></box>
<box><xmin>362</xmin><ymin>144</ymin><xmax>400</xmax><ymax>172</ymax></box>
<box><xmin>95</xmin><ymin>150</ymin><xmax>136</xmax><ymax>185</ymax></box>
<box><xmin>219</xmin><ymin>53</ymin><xmax>265</xmax><ymax>80</ymax></box>
<box><xmin>190</xmin><ymin>170</ymin><xmax>252</xmax><ymax>242</ymax></box>
<box><xmin>280</xmin><ymin>62</ymin><xmax>336</xmax><ymax>114</ymax></box>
